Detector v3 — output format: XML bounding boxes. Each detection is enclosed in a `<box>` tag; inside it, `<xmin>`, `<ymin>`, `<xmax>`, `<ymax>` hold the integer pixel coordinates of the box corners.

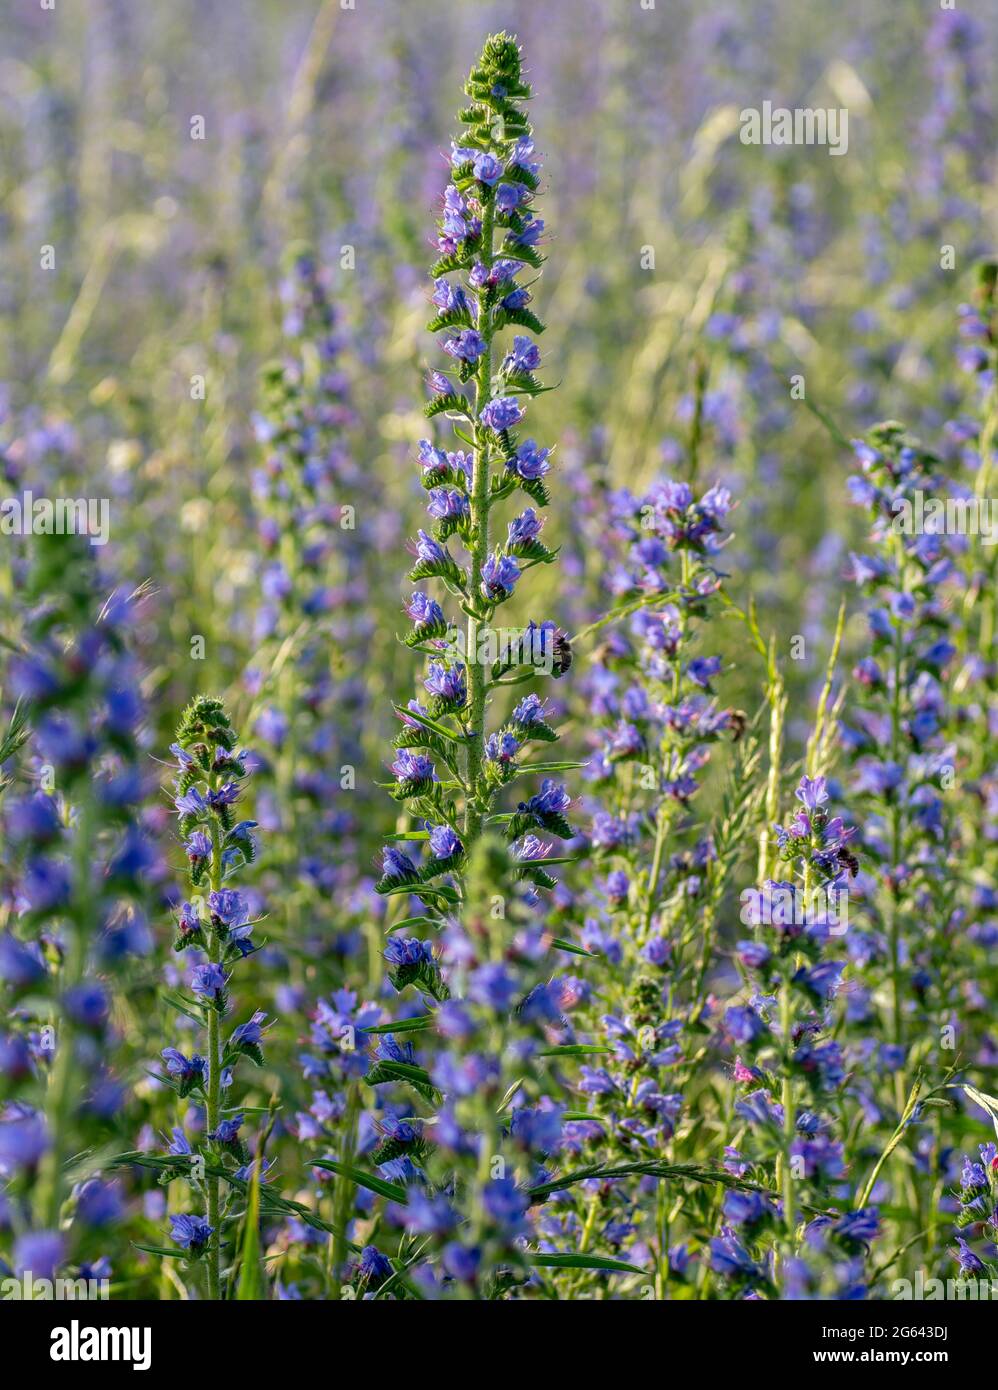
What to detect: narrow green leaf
<box><xmin>548</xmin><ymin>937</ymin><xmax>594</xmax><ymax>957</ymax></box>
<box><xmin>312</xmin><ymin>1159</ymin><xmax>408</xmax><ymax>1205</ymax></box>
<box><xmin>362</xmin><ymin>1015</ymin><xmax>435</xmax><ymax>1035</ymax></box>
<box><xmin>526</xmin><ymin>1252</ymin><xmax>646</xmax><ymax>1276</ymax></box>
<box><xmin>235</xmin><ymin>1149</ymin><xmax>264</xmax><ymax>1300</ymax></box>
<box><xmin>537</xmin><ymin>1044</ymin><xmax>613</xmax><ymax>1057</ymax></box>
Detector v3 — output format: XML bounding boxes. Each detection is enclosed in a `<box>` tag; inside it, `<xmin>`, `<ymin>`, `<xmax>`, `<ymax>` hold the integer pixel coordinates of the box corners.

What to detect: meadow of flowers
<box><xmin>1</xmin><ymin>0</ymin><xmax>997</xmax><ymax>1311</ymax></box>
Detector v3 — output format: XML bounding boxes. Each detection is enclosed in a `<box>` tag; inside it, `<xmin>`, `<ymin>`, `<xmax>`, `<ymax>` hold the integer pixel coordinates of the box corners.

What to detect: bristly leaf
<box><xmin>424</xmin><ymin>392</ymin><xmax>472</xmax><ymax>420</ymax></box>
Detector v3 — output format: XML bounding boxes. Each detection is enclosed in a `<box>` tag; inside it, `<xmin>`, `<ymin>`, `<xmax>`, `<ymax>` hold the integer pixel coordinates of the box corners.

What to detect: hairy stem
<box><xmin>206</xmin><ymin>815</ymin><xmax>223</xmax><ymax>1300</ymax></box>
<box><xmin>465</xmin><ymin>194</ymin><xmax>496</xmax><ymax>843</ymax></box>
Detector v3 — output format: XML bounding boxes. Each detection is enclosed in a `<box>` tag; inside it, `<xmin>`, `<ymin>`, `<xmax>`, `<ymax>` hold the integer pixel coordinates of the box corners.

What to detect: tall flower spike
<box><xmin>385</xmin><ymin>31</ymin><xmax>570</xmax><ymax>893</ymax></box>
<box><xmin>352</xmin><ymin>33</ymin><xmax>598</xmax><ymax>1298</ymax></box>
<box><xmin>161</xmin><ymin>697</ymin><xmax>267</xmax><ymax>1299</ymax></box>
<box><xmin>1</xmin><ymin>535</ymin><xmax>154</xmax><ymax>1287</ymax></box>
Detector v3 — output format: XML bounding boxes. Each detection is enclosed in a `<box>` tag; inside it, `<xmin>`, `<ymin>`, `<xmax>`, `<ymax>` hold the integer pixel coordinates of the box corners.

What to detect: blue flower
<box><xmin>161</xmin><ymin>1047</ymin><xmax>206</xmax><ymax>1086</ymax></box>
<box><xmin>443</xmin><ymin>329</ymin><xmax>486</xmax><ymax>363</ymax></box>
<box><xmin>473</xmin><ymin>151</ymin><xmax>503</xmax><ymax>185</ymax></box>
<box><xmin>169</xmin><ymin>1213</ymin><xmax>214</xmax><ymax>1252</ymax></box>
<box><xmin>406</xmin><ymin>592</ymin><xmax>445</xmax><ymax>631</ymax></box>
<box><xmin>230</xmin><ymin>1011</ymin><xmax>270</xmax><ymax>1050</ymax></box>
<box><xmin>357</xmin><ymin>1245</ymin><xmax>393</xmax><ymax>1286</ymax></box>
<box><xmin>481</xmin><ymin>551</ymin><xmax>521</xmax><ymax>601</ymax></box>
<box><xmin>428</xmin><ymin>824</ymin><xmax>462</xmax><ymax>860</ymax></box>
<box><xmin>481</xmin><ymin>1177</ymin><xmax>529</xmax><ymax>1233</ymax></box>
<box><xmin>513</xmin><ymin>693</ymin><xmax>547</xmax><ymax>726</ymax></box>
<box><xmin>508</xmin><ymin>438</ymin><xmax>550</xmax><ymax>479</ymax></box>
<box><xmin>208</xmin><ymin>1116</ymin><xmax>243</xmax><ymax>1145</ymax></box>
<box><xmin>424</xmin><ymin>661</ymin><xmax>467</xmax><ymax>707</ymax></box>
<box><xmin>208</xmin><ymin>890</ymin><xmax>249</xmax><ymax>927</ymax></box>
<box><xmin>14</xmin><ymin>1230</ymin><xmax>64</xmax><ymax>1280</ymax></box>
<box><xmin>191</xmin><ymin>963</ymin><xmax>228</xmax><ymax>1004</ymax></box>
<box><xmin>384</xmin><ymin>937</ymin><xmax>434</xmax><ymax>968</ymax></box>
<box><xmin>380</xmin><ymin>845</ymin><xmax>418</xmax><ymax>883</ymax></box>
<box><xmin>481</xmin><ymin>396</ymin><xmax>524</xmax><ymax>432</ymax></box>
<box><xmin>503</xmin><ymin>335</ymin><xmax>541</xmax><ymax>373</ymax></box>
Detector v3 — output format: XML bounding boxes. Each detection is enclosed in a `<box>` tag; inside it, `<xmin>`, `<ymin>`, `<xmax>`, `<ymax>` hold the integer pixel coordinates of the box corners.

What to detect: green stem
<box><xmin>329</xmin><ymin>1082</ymin><xmax>360</xmax><ymax>1297</ymax></box>
<box><xmin>206</xmin><ymin>817</ymin><xmax>223</xmax><ymax>1300</ymax></box>
<box><xmin>887</xmin><ymin>534</ymin><xmax>906</xmax><ymax>1108</ymax></box>
<box><xmin>779</xmin><ymin>975</ymin><xmax>795</xmax><ymax>1249</ymax></box>
<box><xmin>464</xmin><ymin>193</ymin><xmax>496</xmax><ymax>844</ymax></box>
<box><xmin>38</xmin><ymin>790</ymin><xmax>93</xmax><ymax>1229</ymax></box>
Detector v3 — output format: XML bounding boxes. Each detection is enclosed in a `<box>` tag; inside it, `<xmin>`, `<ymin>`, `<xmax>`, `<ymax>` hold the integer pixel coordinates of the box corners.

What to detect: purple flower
<box><xmin>512</xmin><ymin>212</ymin><xmax>544</xmax><ymax>247</ymax></box>
<box><xmin>428</xmin><ymin>824</ymin><xmax>463</xmax><ymax>860</ymax></box>
<box><xmin>687</xmin><ymin>656</ymin><xmax>722</xmax><ymax>690</ymax></box>
<box><xmin>424</xmin><ymin>661</ymin><xmax>467</xmax><ymax>707</ymax></box>
<box><xmin>513</xmin><ymin>693</ymin><xmax>547</xmax><ymax>726</ymax></box>
<box><xmin>0</xmin><ymin>1115</ymin><xmax>49</xmax><ymax>1169</ymax></box>
<box><xmin>473</xmin><ymin>151</ymin><xmax>503</xmax><ymax>185</ymax></box>
<box><xmin>208</xmin><ymin>889</ymin><xmax>249</xmax><ymax>927</ymax></box>
<box><xmin>14</xmin><ymin>1230</ymin><xmax>64</xmax><ymax>1279</ymax></box>
<box><xmin>431</xmin><ymin>278</ymin><xmax>468</xmax><ymax>313</ymax></box>
<box><xmin>709</xmin><ymin>1230</ymin><xmax>761</xmax><ymax>1279</ymax></box>
<box><xmin>169</xmin><ymin>1213</ymin><xmax>214</xmax><ymax>1252</ymax></box>
<box><xmin>793</xmin><ymin>961</ymin><xmax>844</xmax><ymax>1001</ymax></box>
<box><xmin>357</xmin><ymin>1245</ymin><xmax>393</xmax><ymax>1286</ymax></box>
<box><xmin>231</xmin><ymin>1011</ymin><xmax>270</xmax><ymax>1050</ymax></box>
<box><xmin>503</xmin><ymin>335</ymin><xmax>541</xmax><ymax>373</ymax></box>
<box><xmin>23</xmin><ymin>857</ymin><xmax>71</xmax><ymax>912</ymax></box>
<box><xmin>522</xmin><ymin>779</ymin><xmax>570</xmax><ymax>820</ymax></box>
<box><xmin>391</xmin><ymin>749</ymin><xmax>436</xmax><ymax>786</ymax></box>
<box><xmin>76</xmin><ymin>1179</ymin><xmax>124</xmax><ymax>1227</ymax></box>
<box><xmin>384</xmin><ymin>936</ymin><xmax>434</xmax><ymax>968</ymax></box>
<box><xmin>0</xmin><ymin>935</ymin><xmax>45</xmax><ymax>988</ymax></box>
<box><xmin>486</xmin><ymin>731</ymin><xmax>520</xmax><ymax>763</ymax></box>
<box><xmin>725</xmin><ymin>1005</ymin><xmax>766</xmax><ymax>1044</ymax></box>
<box><xmin>427</xmin><ymin>487</ymin><xmax>470</xmax><ymax>521</ymax></box>
<box><xmin>955</xmin><ymin>1236</ymin><xmax>986</xmax><ymax>1275</ymax></box>
<box><xmin>507</xmin><ymin>509</ymin><xmax>543</xmax><ymax>546</ymax></box>
<box><xmin>414</xmin><ymin>530</ymin><xmax>449</xmax><ymax>566</ymax></box>
<box><xmin>185</xmin><ymin>830</ymin><xmax>212</xmax><ymax>866</ymax></box>
<box><xmin>795</xmin><ymin>775</ymin><xmax>829</xmax><ymax>812</ymax></box>
<box><xmin>481</xmin><ymin>397</ymin><xmax>524</xmax><ymax>432</ymax></box>
<box><xmin>6</xmin><ymin>793</ymin><xmax>61</xmax><ymax>845</ymax></box>
<box><xmin>481</xmin><ymin>1177</ymin><xmax>529</xmax><ymax>1233</ymax></box>
<box><xmin>481</xmin><ymin>551</ymin><xmax>521</xmax><ymax>600</ymax></box>
<box><xmin>406</xmin><ymin>592</ymin><xmax>445</xmax><ymax>631</ymax></box>
<box><xmin>443</xmin><ymin>329</ymin><xmax>486</xmax><ymax>363</ymax></box>
<box><xmin>161</xmin><ymin>1047</ymin><xmax>207</xmax><ymax>1087</ymax></box>
<box><xmin>64</xmin><ymin>983</ymin><xmax>110</xmax><ymax>1030</ymax></box>
<box><xmin>469</xmin><ymin>963</ymin><xmax>518</xmax><ymax>1011</ymax></box>
<box><xmin>495</xmin><ymin>183</ymin><xmax>523</xmax><ymax>214</ymax></box>
<box><xmin>508</xmin><ymin>438</ymin><xmax>550</xmax><ymax>480</ymax></box>
<box><xmin>381</xmin><ymin>845</ymin><xmax>418</xmax><ymax>883</ymax></box>
<box><xmin>191</xmin><ymin>963</ymin><xmax>228</xmax><ymax>1004</ymax></box>
<box><xmin>208</xmin><ymin>1116</ymin><xmax>243</xmax><ymax>1145</ymax></box>
<box><xmin>254</xmin><ymin>707</ymin><xmax>288</xmax><ymax>748</ymax></box>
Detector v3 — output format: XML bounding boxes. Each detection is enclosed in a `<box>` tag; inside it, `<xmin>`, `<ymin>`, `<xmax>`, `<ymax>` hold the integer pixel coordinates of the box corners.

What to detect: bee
<box><xmin>837</xmin><ymin>847</ymin><xmax>860</xmax><ymax>878</ymax></box>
